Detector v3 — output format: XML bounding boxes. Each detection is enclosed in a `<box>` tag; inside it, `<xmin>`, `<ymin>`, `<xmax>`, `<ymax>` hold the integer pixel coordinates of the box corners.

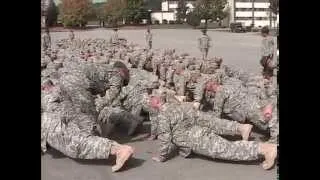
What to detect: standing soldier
<box><xmin>145</xmin><ymin>27</ymin><xmax>153</xmax><ymax>49</ymax></box>
<box><xmin>198</xmin><ymin>29</ymin><xmax>211</xmax><ymax>60</ymax></box>
<box><xmin>260</xmin><ymin>26</ymin><xmax>276</xmax><ymax>80</ymax></box>
<box><xmin>69</xmin><ymin>29</ymin><xmax>75</xmax><ymax>41</ymax></box>
<box><xmin>42</xmin><ymin>28</ymin><xmax>51</xmax><ymax>51</ymax></box>
<box><xmin>110</xmin><ymin>28</ymin><xmax>119</xmax><ymax>45</ymax></box>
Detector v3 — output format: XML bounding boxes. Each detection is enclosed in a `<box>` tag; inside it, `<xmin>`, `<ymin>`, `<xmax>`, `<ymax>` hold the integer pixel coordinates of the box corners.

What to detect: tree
<box><xmin>186</xmin><ymin>12</ymin><xmax>201</xmax><ymax>28</ymax></box>
<box><xmin>122</xmin><ymin>0</ymin><xmax>146</xmax><ymax>24</ymax></box>
<box><xmin>194</xmin><ymin>0</ymin><xmax>228</xmax><ymax>29</ymax></box>
<box><xmin>176</xmin><ymin>0</ymin><xmax>189</xmax><ymax>23</ymax></box>
<box><xmin>104</xmin><ymin>0</ymin><xmax>127</xmax><ymax>27</ymax></box>
<box><xmin>60</xmin><ymin>0</ymin><xmax>93</xmax><ymax>28</ymax></box>
<box><xmin>46</xmin><ymin>0</ymin><xmax>59</xmax><ymax>27</ymax></box>
<box><xmin>269</xmin><ymin>0</ymin><xmax>279</xmax><ymax>28</ymax></box>
<box><xmin>269</xmin><ymin>0</ymin><xmax>279</xmax><ymax>15</ymax></box>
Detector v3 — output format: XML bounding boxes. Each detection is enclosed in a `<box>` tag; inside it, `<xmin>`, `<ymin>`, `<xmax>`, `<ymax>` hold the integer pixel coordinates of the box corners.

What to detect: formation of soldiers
<box><xmin>41</xmin><ymin>28</ymin><xmax>278</xmax><ymax>173</ymax></box>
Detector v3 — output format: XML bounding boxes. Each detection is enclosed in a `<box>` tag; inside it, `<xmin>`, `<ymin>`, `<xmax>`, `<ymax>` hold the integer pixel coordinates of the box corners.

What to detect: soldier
<box><xmin>198</xmin><ymin>29</ymin><xmax>211</xmax><ymax>60</ymax></box>
<box><xmin>69</xmin><ymin>29</ymin><xmax>75</xmax><ymax>41</ymax></box>
<box><xmin>210</xmin><ymin>80</ymin><xmax>278</xmax><ymax>143</ymax></box>
<box><xmin>41</xmin><ymin>80</ymin><xmax>134</xmax><ymax>172</ymax></box>
<box><xmin>42</xmin><ymin>28</ymin><xmax>51</xmax><ymax>51</ymax></box>
<box><xmin>149</xmin><ymin>96</ymin><xmax>277</xmax><ymax>170</ymax></box>
<box><xmin>145</xmin><ymin>27</ymin><xmax>153</xmax><ymax>49</ymax></box>
<box><xmin>99</xmin><ymin>76</ymin><xmax>161</xmax><ymax>137</ymax></box>
<box><xmin>110</xmin><ymin>28</ymin><xmax>119</xmax><ymax>45</ymax></box>
<box><xmin>260</xmin><ymin>26</ymin><xmax>276</xmax><ymax>80</ymax></box>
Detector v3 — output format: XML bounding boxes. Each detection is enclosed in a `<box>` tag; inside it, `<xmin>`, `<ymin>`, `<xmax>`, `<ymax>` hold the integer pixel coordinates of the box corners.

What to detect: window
<box><xmin>236</xmin><ymin>8</ymin><xmax>269</xmax><ymax>11</ymax></box>
<box><xmin>235</xmin><ymin>17</ymin><xmax>252</xmax><ymax>20</ymax></box>
<box><xmin>236</xmin><ymin>8</ymin><xmax>252</xmax><ymax>11</ymax></box>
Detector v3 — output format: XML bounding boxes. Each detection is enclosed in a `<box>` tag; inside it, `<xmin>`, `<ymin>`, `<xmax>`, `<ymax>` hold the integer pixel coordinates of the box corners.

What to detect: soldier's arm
<box><xmin>270</xmin><ymin>38</ymin><xmax>275</xmax><ymax>58</ymax></box>
<box><xmin>213</xmin><ymin>89</ymin><xmax>226</xmax><ymax>117</ymax></box>
<box><xmin>194</xmin><ymin>80</ymin><xmax>205</xmax><ymax>103</ymax></box>
<box><xmin>104</xmin><ymin>71</ymin><xmax>123</xmax><ymax>106</ymax></box>
<box><xmin>157</xmin><ymin>112</ymin><xmax>176</xmax><ymax>162</ymax></box>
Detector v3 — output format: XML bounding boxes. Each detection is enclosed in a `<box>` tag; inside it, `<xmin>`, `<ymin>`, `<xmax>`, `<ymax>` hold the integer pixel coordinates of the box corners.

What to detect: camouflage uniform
<box><xmin>42</xmin><ymin>32</ymin><xmax>51</xmax><ymax>51</ymax></box>
<box><xmin>199</xmin><ymin>58</ymin><xmax>221</xmax><ymax>74</ymax></box>
<box><xmin>172</xmin><ymin>64</ymin><xmax>187</xmax><ymax>96</ymax></box>
<box><xmin>260</xmin><ymin>36</ymin><xmax>275</xmax><ymax>78</ymax></box>
<box><xmin>193</xmin><ymin>74</ymin><xmax>221</xmax><ymax>111</ymax></box>
<box><xmin>213</xmin><ymin>84</ymin><xmax>272</xmax><ymax>132</ymax></box>
<box><xmin>41</xmin><ymin>83</ymin><xmax>118</xmax><ymax>159</ymax></box>
<box><xmin>198</xmin><ymin>34</ymin><xmax>211</xmax><ymax>60</ymax></box>
<box><xmin>59</xmin><ymin>62</ymin><xmax>125</xmax><ymax>115</ymax></box>
<box><xmin>156</xmin><ymin>103</ymin><xmax>260</xmax><ymax>162</ymax></box>
<box><xmin>145</xmin><ymin>31</ymin><xmax>153</xmax><ymax>49</ymax></box>
<box><xmin>69</xmin><ymin>31</ymin><xmax>75</xmax><ymax>41</ymax></box>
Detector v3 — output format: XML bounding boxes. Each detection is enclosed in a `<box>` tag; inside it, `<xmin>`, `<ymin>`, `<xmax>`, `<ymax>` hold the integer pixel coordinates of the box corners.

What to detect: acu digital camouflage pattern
<box><xmin>156</xmin><ymin>103</ymin><xmax>259</xmax><ymax>162</ymax></box>
<box><xmin>41</xmin><ymin>83</ymin><xmax>118</xmax><ymax>159</ymax></box>
<box><xmin>41</xmin><ymin>35</ymin><xmax>278</xmax><ymax>162</ymax></box>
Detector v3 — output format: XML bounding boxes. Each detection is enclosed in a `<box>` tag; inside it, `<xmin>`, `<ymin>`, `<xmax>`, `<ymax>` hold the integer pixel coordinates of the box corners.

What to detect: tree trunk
<box><xmin>269</xmin><ymin>10</ymin><xmax>272</xmax><ymax>28</ymax></box>
<box><xmin>205</xmin><ymin>19</ymin><xmax>208</xmax><ymax>30</ymax></box>
<box><xmin>252</xmin><ymin>0</ymin><xmax>255</xmax><ymax>27</ymax></box>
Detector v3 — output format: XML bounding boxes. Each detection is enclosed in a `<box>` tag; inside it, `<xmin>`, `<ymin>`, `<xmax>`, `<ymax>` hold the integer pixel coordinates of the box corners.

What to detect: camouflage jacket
<box><xmin>261</xmin><ymin>36</ymin><xmax>275</xmax><ymax>57</ymax></box>
<box><xmin>213</xmin><ymin>83</ymin><xmax>248</xmax><ymax>117</ymax></box>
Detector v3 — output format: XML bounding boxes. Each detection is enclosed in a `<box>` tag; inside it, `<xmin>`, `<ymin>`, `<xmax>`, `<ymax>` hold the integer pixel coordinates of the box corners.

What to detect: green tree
<box><xmin>60</xmin><ymin>0</ymin><xmax>93</xmax><ymax>28</ymax></box>
<box><xmin>193</xmin><ymin>0</ymin><xmax>228</xmax><ymax>29</ymax></box>
<box><xmin>123</xmin><ymin>0</ymin><xmax>146</xmax><ymax>24</ymax></box>
<box><xmin>47</xmin><ymin>0</ymin><xmax>59</xmax><ymax>27</ymax></box>
<box><xmin>104</xmin><ymin>0</ymin><xmax>127</xmax><ymax>27</ymax></box>
<box><xmin>269</xmin><ymin>0</ymin><xmax>279</xmax><ymax>15</ymax></box>
<box><xmin>176</xmin><ymin>0</ymin><xmax>189</xmax><ymax>23</ymax></box>
<box><xmin>269</xmin><ymin>0</ymin><xmax>279</xmax><ymax>28</ymax></box>
<box><xmin>186</xmin><ymin>12</ymin><xmax>201</xmax><ymax>28</ymax></box>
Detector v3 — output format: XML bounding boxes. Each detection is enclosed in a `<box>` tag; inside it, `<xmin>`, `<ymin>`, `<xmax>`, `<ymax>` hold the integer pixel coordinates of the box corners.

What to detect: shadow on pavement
<box><xmin>45</xmin><ymin>148</ymin><xmax>146</xmax><ymax>170</ymax></box>
<box><xmin>189</xmin><ymin>154</ymin><xmax>261</xmax><ymax>166</ymax></box>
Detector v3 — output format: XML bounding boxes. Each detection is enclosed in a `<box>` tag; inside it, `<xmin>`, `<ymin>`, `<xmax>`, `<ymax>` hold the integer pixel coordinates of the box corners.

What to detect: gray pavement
<box><xmin>42</xmin><ymin>29</ymin><xmax>277</xmax><ymax>180</ymax></box>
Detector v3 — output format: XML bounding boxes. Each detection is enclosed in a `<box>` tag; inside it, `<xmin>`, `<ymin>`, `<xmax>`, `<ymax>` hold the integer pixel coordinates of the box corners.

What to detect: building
<box><xmin>229</xmin><ymin>0</ymin><xmax>277</xmax><ymax>27</ymax></box>
<box><xmin>150</xmin><ymin>0</ymin><xmax>196</xmax><ymax>24</ymax></box>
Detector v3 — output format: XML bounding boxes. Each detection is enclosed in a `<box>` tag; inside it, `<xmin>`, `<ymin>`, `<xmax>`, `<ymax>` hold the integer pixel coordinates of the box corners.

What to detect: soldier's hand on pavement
<box><xmin>152</xmin><ymin>156</ymin><xmax>163</xmax><ymax>162</ymax></box>
<box><xmin>193</xmin><ymin>102</ymin><xmax>201</xmax><ymax>110</ymax></box>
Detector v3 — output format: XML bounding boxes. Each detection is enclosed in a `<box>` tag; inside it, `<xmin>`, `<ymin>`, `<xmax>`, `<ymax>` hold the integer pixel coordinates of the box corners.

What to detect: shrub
<box><xmin>169</xmin><ymin>20</ymin><xmax>175</xmax><ymax>24</ymax></box>
<box><xmin>186</xmin><ymin>12</ymin><xmax>200</xmax><ymax>27</ymax></box>
<box><xmin>162</xmin><ymin>19</ymin><xmax>168</xmax><ymax>24</ymax></box>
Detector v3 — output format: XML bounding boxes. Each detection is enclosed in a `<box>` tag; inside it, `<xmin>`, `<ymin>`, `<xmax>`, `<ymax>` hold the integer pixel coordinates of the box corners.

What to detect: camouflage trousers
<box><xmin>43</xmin><ymin>112</ymin><xmax>118</xmax><ymax>159</ymax></box>
<box><xmin>59</xmin><ymin>74</ymin><xmax>97</xmax><ymax>115</ymax></box>
<box><xmin>147</xmin><ymin>41</ymin><xmax>152</xmax><ymax>49</ymax></box>
<box><xmin>200</xmin><ymin>48</ymin><xmax>209</xmax><ymax>60</ymax></box>
<box><xmin>187</xmin><ymin>126</ymin><xmax>259</xmax><ymax>161</ymax></box>
<box><xmin>173</xmin><ymin>74</ymin><xmax>186</xmax><ymax>96</ymax></box>
<box><xmin>196</xmin><ymin>112</ymin><xmax>240</xmax><ymax>136</ymax></box>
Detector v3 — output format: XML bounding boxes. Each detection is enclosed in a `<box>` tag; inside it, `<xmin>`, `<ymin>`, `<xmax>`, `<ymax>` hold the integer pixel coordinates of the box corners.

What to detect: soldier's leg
<box><xmin>197</xmin><ymin>112</ymin><xmax>253</xmax><ymax>140</ymax></box>
<box><xmin>148</xmin><ymin>112</ymin><xmax>159</xmax><ymax>140</ymax></box>
<box><xmin>44</xmin><ymin>113</ymin><xmax>134</xmax><ymax>172</ymax></box>
<box><xmin>205</xmin><ymin>48</ymin><xmax>209</xmax><ymax>59</ymax></box>
<box><xmin>159</xmin><ymin>65</ymin><xmax>166</xmax><ymax>81</ymax></box>
<box><xmin>189</xmin><ymin>126</ymin><xmax>277</xmax><ymax>169</ymax></box>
